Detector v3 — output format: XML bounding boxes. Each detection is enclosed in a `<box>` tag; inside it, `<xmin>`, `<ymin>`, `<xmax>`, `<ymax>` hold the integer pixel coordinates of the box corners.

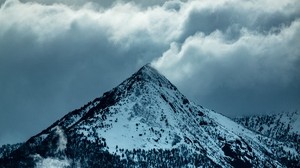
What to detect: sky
<box><xmin>0</xmin><ymin>0</ymin><xmax>299</xmax><ymax>145</ymax></box>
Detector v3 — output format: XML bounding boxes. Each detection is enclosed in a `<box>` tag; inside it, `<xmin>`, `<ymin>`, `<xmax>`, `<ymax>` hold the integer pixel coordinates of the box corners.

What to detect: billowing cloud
<box><xmin>153</xmin><ymin>21</ymin><xmax>300</xmax><ymax>115</ymax></box>
<box><xmin>152</xmin><ymin>0</ymin><xmax>300</xmax><ymax>116</ymax></box>
<box><xmin>0</xmin><ymin>0</ymin><xmax>299</xmax><ymax>145</ymax></box>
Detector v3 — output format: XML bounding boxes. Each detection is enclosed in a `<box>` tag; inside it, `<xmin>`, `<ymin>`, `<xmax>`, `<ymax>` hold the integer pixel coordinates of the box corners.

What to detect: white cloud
<box><xmin>154</xmin><ymin>19</ymin><xmax>300</xmax><ymax>86</ymax></box>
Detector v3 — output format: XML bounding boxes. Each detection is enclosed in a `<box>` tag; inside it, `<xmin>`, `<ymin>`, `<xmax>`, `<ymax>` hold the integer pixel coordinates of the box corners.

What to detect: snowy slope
<box><xmin>1</xmin><ymin>64</ymin><xmax>299</xmax><ymax>167</ymax></box>
<box><xmin>234</xmin><ymin>111</ymin><xmax>300</xmax><ymax>143</ymax></box>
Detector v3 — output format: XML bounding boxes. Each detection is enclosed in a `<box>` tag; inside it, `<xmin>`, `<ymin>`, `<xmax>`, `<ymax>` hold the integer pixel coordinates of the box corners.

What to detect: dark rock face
<box><xmin>1</xmin><ymin>65</ymin><xmax>299</xmax><ymax>167</ymax></box>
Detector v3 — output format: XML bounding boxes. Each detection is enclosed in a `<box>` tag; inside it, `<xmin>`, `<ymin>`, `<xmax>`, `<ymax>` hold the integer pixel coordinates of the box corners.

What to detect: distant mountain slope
<box><xmin>0</xmin><ymin>143</ymin><xmax>23</xmax><ymax>158</ymax></box>
<box><xmin>234</xmin><ymin>111</ymin><xmax>300</xmax><ymax>144</ymax></box>
<box><xmin>1</xmin><ymin>65</ymin><xmax>299</xmax><ymax>167</ymax></box>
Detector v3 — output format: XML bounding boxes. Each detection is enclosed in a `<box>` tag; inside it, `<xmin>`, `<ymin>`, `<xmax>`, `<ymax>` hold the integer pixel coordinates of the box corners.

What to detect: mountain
<box><xmin>234</xmin><ymin>111</ymin><xmax>300</xmax><ymax>152</ymax></box>
<box><xmin>233</xmin><ymin>111</ymin><xmax>300</xmax><ymax>168</ymax></box>
<box><xmin>1</xmin><ymin>64</ymin><xmax>299</xmax><ymax>167</ymax></box>
<box><xmin>0</xmin><ymin>143</ymin><xmax>23</xmax><ymax>159</ymax></box>
<box><xmin>234</xmin><ymin>111</ymin><xmax>300</xmax><ymax>144</ymax></box>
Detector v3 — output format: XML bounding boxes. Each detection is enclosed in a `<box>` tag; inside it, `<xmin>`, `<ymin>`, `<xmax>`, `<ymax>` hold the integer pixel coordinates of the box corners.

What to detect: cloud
<box><xmin>177</xmin><ymin>0</ymin><xmax>300</xmax><ymax>41</ymax></box>
<box><xmin>154</xmin><ymin>21</ymin><xmax>300</xmax><ymax>85</ymax></box>
<box><xmin>1</xmin><ymin>0</ymin><xmax>168</xmax><ymax>9</ymax></box>
<box><xmin>0</xmin><ymin>0</ymin><xmax>299</xmax><ymax>145</ymax></box>
<box><xmin>153</xmin><ymin>17</ymin><xmax>300</xmax><ymax>116</ymax></box>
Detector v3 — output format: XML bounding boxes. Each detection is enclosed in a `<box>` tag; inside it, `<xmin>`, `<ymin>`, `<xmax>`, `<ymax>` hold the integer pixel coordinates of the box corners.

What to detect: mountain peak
<box><xmin>128</xmin><ymin>63</ymin><xmax>175</xmax><ymax>90</ymax></box>
<box><xmin>135</xmin><ymin>63</ymin><xmax>162</xmax><ymax>80</ymax></box>
<box><xmin>138</xmin><ymin>63</ymin><xmax>153</xmax><ymax>71</ymax></box>
<box><xmin>135</xmin><ymin>63</ymin><xmax>158</xmax><ymax>79</ymax></box>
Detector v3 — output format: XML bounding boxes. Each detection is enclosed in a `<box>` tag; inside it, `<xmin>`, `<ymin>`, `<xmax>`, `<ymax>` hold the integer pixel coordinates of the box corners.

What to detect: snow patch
<box><xmin>55</xmin><ymin>126</ymin><xmax>67</xmax><ymax>152</ymax></box>
<box><xmin>33</xmin><ymin>154</ymin><xmax>70</xmax><ymax>168</ymax></box>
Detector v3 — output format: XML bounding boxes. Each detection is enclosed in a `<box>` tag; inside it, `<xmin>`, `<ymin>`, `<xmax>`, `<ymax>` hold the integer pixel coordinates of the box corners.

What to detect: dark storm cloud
<box><xmin>179</xmin><ymin>0</ymin><xmax>300</xmax><ymax>41</ymax></box>
<box><xmin>0</xmin><ymin>0</ymin><xmax>299</xmax><ymax>145</ymax></box>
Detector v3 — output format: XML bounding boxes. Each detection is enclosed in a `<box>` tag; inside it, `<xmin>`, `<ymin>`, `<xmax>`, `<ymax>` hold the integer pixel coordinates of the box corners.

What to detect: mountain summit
<box><xmin>1</xmin><ymin>64</ymin><xmax>299</xmax><ymax>167</ymax></box>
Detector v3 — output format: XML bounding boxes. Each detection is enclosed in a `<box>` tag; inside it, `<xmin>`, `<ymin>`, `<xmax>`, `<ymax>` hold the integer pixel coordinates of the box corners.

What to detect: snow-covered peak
<box><xmin>135</xmin><ymin>64</ymin><xmax>168</xmax><ymax>84</ymax></box>
<box><xmin>118</xmin><ymin>63</ymin><xmax>177</xmax><ymax>92</ymax></box>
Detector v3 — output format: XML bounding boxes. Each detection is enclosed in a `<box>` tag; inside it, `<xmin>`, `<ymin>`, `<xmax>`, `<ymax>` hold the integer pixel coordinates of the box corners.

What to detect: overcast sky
<box><xmin>0</xmin><ymin>0</ymin><xmax>299</xmax><ymax>145</ymax></box>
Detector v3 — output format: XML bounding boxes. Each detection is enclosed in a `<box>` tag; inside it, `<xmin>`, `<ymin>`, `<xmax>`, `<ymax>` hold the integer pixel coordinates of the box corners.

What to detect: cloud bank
<box><xmin>0</xmin><ymin>0</ymin><xmax>299</xmax><ymax>145</ymax></box>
